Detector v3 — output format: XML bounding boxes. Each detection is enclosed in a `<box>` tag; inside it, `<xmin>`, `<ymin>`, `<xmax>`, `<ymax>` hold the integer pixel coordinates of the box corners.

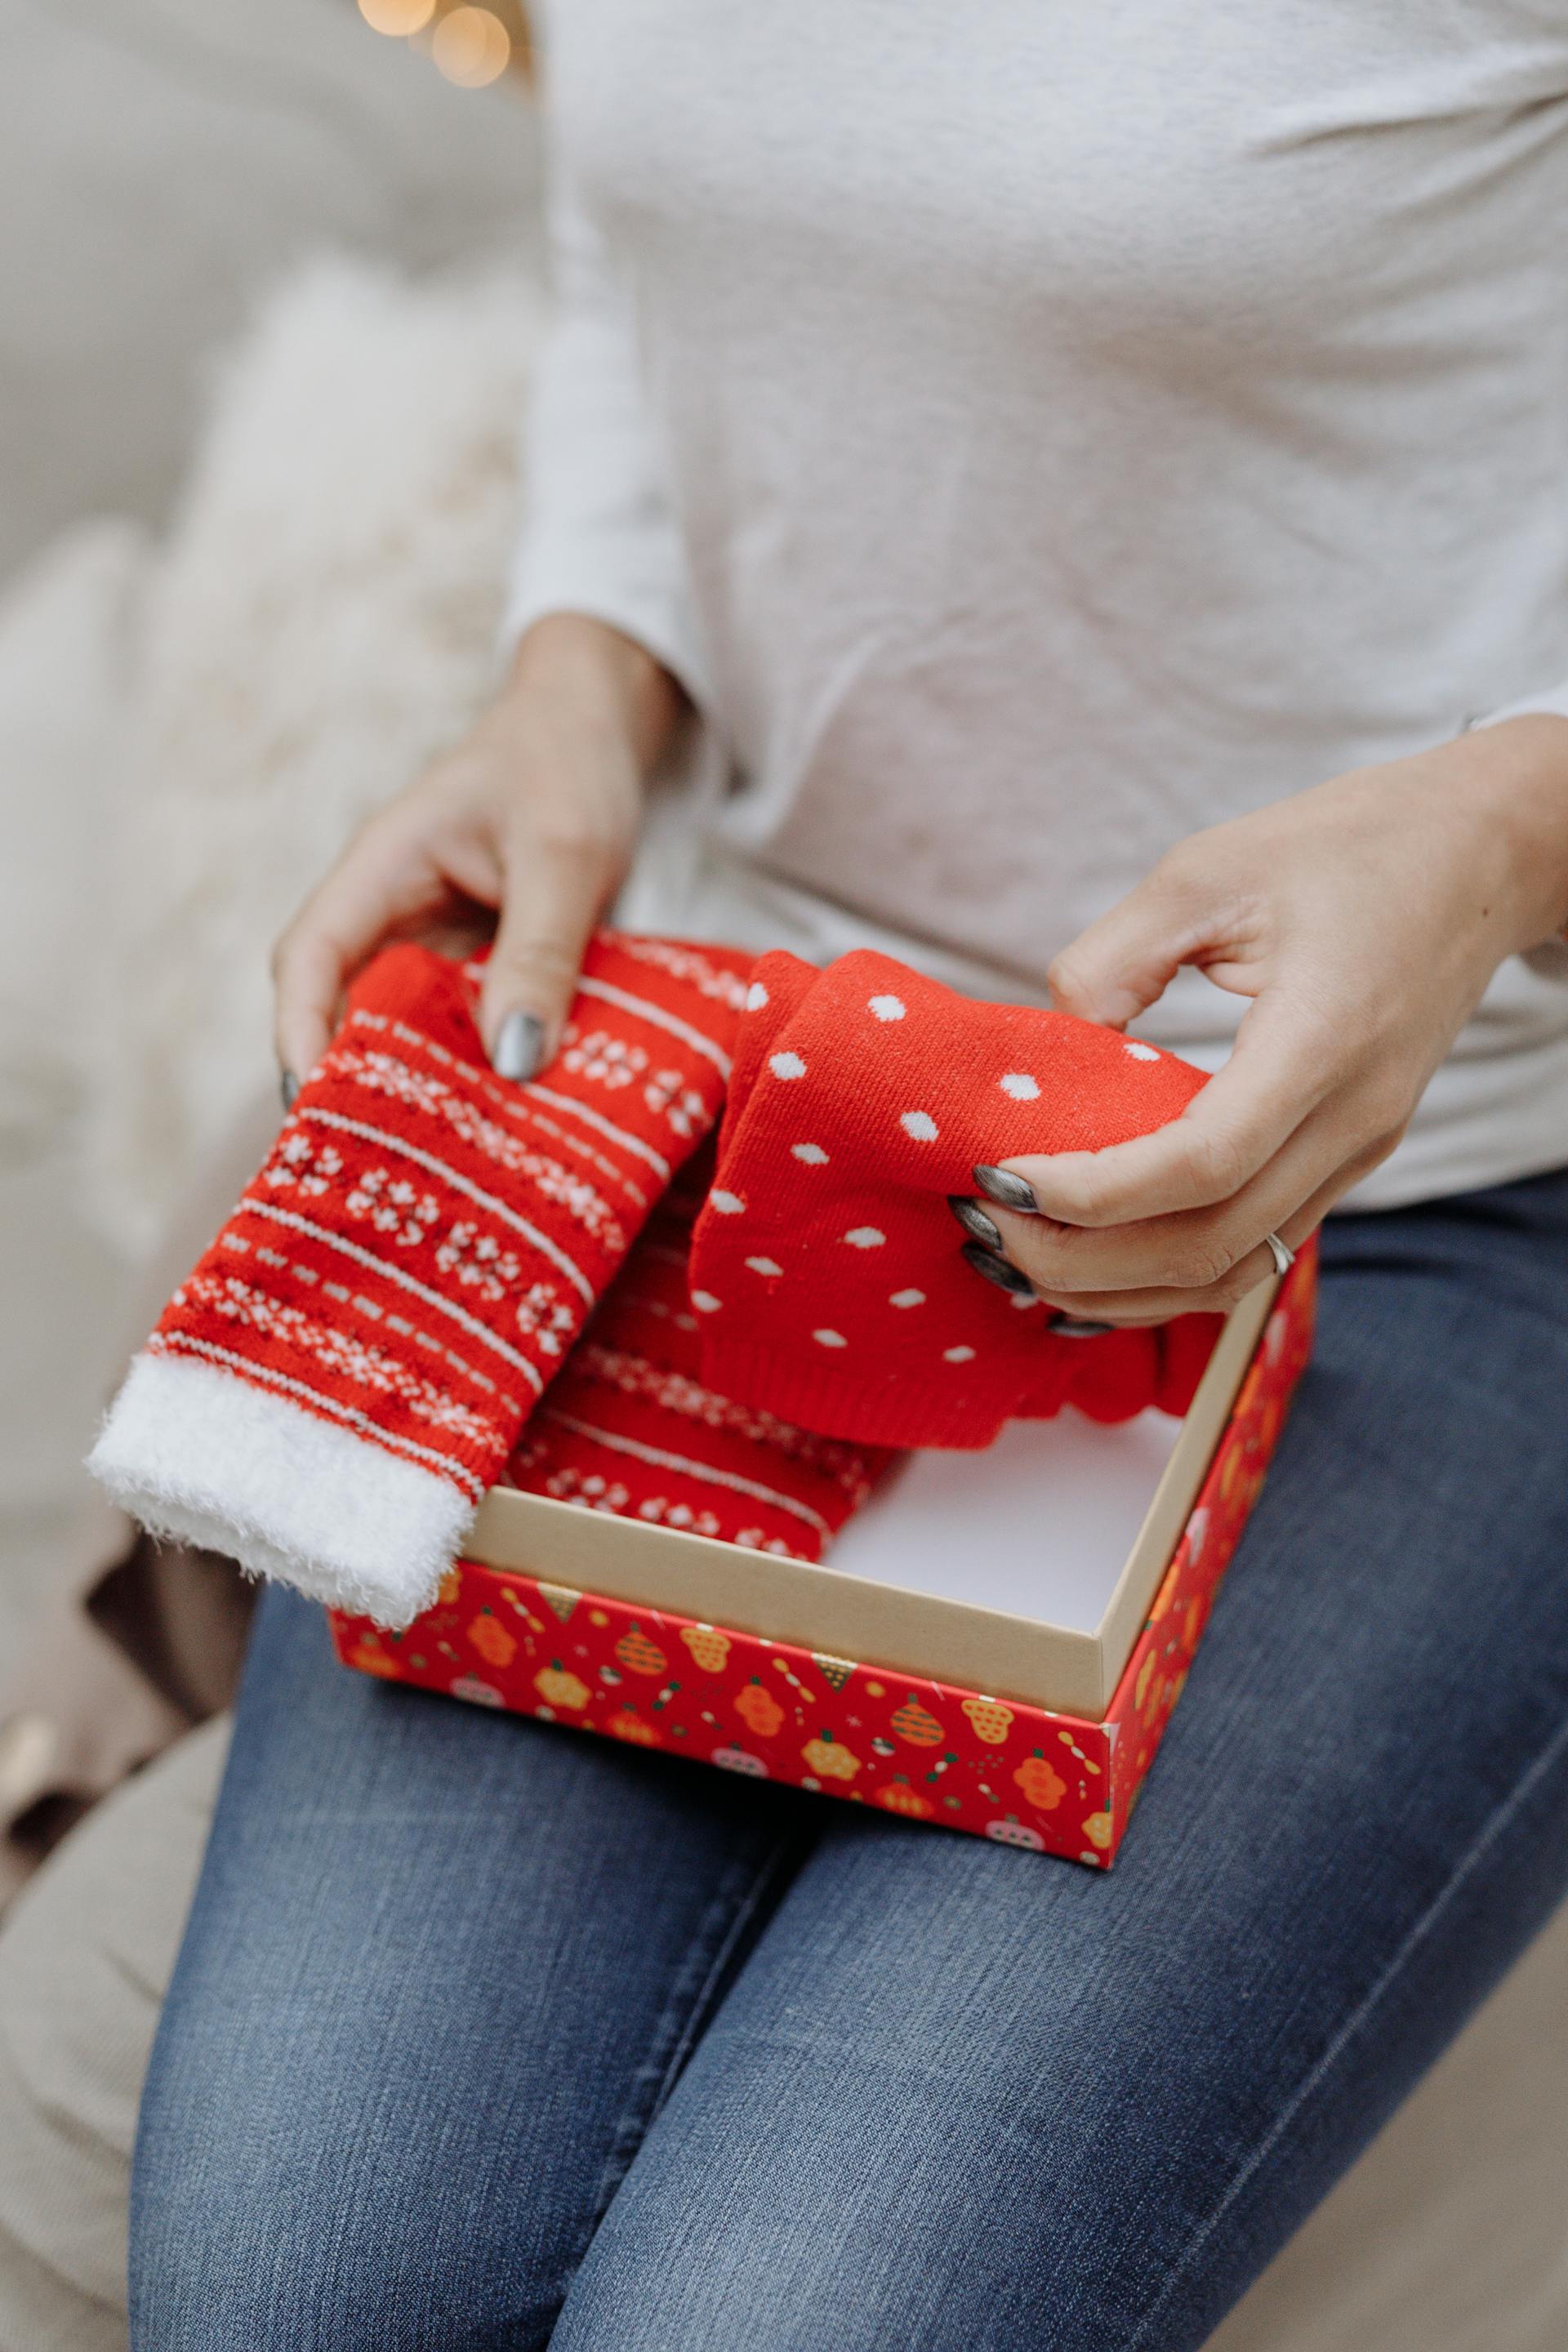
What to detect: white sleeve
<box><xmin>500</xmin><ymin>139</ymin><xmax>709</xmax><ymax>706</ymax></box>
<box><xmin>1469</xmin><ymin>683</ymin><xmax>1568</xmax><ymax>730</ymax></box>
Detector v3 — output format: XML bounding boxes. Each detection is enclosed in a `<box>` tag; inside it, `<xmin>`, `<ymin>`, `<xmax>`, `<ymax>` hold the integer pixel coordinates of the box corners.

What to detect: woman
<box><xmin>131</xmin><ymin>7</ymin><xmax>1568</xmax><ymax>2345</ymax></box>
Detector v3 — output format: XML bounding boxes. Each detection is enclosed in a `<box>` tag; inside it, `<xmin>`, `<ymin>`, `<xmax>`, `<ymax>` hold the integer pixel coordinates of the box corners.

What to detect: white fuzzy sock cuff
<box><xmin>87</xmin><ymin>1351</ymin><xmax>476</xmax><ymax>1629</ymax></box>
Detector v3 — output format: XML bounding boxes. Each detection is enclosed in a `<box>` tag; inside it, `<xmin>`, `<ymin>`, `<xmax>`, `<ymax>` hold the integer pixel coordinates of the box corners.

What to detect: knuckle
<box><xmin>1058</xmin><ymin>1160</ymin><xmax>1119</xmax><ymax>1226</ymax></box>
<box><xmin>497</xmin><ymin>934</ymin><xmax>584</xmax><ymax>992</ymax></box>
<box><xmin>1171</xmin><ymin>1241</ymin><xmax>1232</xmax><ymax>1291</ymax></box>
<box><xmin>1183</xmin><ymin>1125</ymin><xmax>1250</xmax><ymax>1203</ymax></box>
<box><xmin>1147</xmin><ymin>838</ymin><xmax>1212</xmax><ymax>907</ymax></box>
<box><xmin>1045</xmin><ymin>946</ymin><xmax>1093</xmax><ymax>1008</ymax></box>
<box><xmin>1348</xmin><ymin>1124</ymin><xmax>1405</xmax><ymax>1182</ymax></box>
<box><xmin>1008</xmin><ymin>1227</ymin><xmax>1057</xmax><ymax>1283</ymax></box>
<box><xmin>1361</xmin><ymin>1079</ymin><xmax>1414</xmax><ymax>1140</ymax></box>
<box><xmin>531</xmin><ymin>813</ymin><xmax>620</xmax><ymax>869</ymax></box>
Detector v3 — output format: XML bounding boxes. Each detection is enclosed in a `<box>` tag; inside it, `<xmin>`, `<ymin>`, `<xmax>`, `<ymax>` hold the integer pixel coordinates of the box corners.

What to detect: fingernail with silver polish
<box><xmin>972</xmin><ymin>1165</ymin><xmax>1040</xmax><ymax>1215</ymax></box>
<box><xmin>947</xmin><ymin>1194</ymin><xmax>1004</xmax><ymax>1252</ymax></box>
<box><xmin>493</xmin><ymin>1009</ymin><xmax>546</xmax><ymax>1083</ymax></box>
<box><xmin>961</xmin><ymin>1239</ymin><xmax>1036</xmax><ymax>1297</ymax></box>
<box><xmin>279</xmin><ymin>1071</ymin><xmax>298</xmax><ymax>1113</ymax></box>
<box><xmin>1053</xmin><ymin>1316</ymin><xmax>1116</xmax><ymax>1338</ymax></box>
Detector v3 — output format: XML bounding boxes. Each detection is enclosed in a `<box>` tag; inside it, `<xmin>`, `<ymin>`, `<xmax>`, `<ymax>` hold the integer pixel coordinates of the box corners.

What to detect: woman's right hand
<box><xmin>271</xmin><ymin>612</ymin><xmax>685</xmax><ymax>1096</ymax></box>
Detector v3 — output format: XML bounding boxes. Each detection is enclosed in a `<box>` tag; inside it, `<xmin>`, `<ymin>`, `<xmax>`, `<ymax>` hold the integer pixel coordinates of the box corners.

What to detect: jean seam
<box><xmin>1123</xmin><ymin>1702</ymin><xmax>1568</xmax><ymax>2352</ymax></box>
<box><xmin>581</xmin><ymin>1824</ymin><xmax>811</xmax><ymax>2237</ymax></box>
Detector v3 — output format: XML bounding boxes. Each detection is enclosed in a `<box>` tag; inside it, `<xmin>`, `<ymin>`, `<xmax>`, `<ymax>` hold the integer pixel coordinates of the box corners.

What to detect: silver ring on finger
<box><xmin>1263</xmin><ymin>1229</ymin><xmax>1295</xmax><ymax>1277</ymax></box>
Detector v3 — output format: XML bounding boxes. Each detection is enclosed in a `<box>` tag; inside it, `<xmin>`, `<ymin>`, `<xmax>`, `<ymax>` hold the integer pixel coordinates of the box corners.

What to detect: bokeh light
<box><xmin>430</xmin><ymin>6</ymin><xmax>512</xmax><ymax>87</ymax></box>
<box><xmin>357</xmin><ymin>0</ymin><xmax>437</xmax><ymax>35</ymax></box>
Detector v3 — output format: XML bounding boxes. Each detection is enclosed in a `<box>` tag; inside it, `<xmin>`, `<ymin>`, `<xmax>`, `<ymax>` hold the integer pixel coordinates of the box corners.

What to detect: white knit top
<box><xmin>506</xmin><ymin>0</ymin><xmax>1568</xmax><ymax>1208</ymax></box>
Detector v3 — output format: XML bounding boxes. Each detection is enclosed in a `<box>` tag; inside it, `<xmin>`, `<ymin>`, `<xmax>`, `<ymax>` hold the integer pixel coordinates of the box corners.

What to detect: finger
<box><xmin>987</xmin><ymin>1089</ymin><xmax>1348</xmax><ymax>1294</ymax></box>
<box><xmin>1031</xmin><ymin>1236</ymin><xmax>1283</xmax><ymax>1323</ymax></box>
<box><xmin>1024</xmin><ymin>1162</ymin><xmax>1343</xmax><ymax>1324</ymax></box>
<box><xmin>1046</xmin><ymin>860</ymin><xmax>1212</xmax><ymax>1030</ymax></box>
<box><xmin>1001</xmin><ymin>985</ymin><xmax>1342</xmax><ymax>1229</ymax></box>
<box><xmin>273</xmin><ymin>853</ymin><xmax>414</xmax><ymax>1086</ymax></box>
<box><xmin>479</xmin><ymin>823</ymin><xmax>622</xmax><ymax>1076</ymax></box>
<box><xmin>1029</xmin><ymin>1193</ymin><xmax>1325</xmax><ymax>1324</ymax></box>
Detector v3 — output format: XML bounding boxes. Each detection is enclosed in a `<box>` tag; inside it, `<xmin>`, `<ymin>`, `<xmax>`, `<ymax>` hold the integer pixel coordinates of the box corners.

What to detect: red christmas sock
<box><xmin>690</xmin><ymin>948</ymin><xmax>1222</xmax><ymax>1448</ymax></box>
<box><xmin>506</xmin><ymin>1187</ymin><xmax>895</xmax><ymax>1561</ymax></box>
<box><xmin>94</xmin><ymin>932</ymin><xmax>1230</xmax><ymax>1625</ymax></box>
<box><xmin>90</xmin><ymin>933</ymin><xmax>753</xmax><ymax>1626</ymax></box>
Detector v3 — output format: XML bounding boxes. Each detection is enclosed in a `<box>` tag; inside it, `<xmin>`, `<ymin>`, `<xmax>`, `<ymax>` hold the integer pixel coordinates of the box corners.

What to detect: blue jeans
<box><xmin>130</xmin><ymin>1169</ymin><xmax>1568</xmax><ymax>2351</ymax></box>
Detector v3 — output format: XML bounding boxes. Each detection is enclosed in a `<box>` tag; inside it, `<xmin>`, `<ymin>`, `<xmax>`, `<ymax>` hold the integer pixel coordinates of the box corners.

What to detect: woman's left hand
<box><xmin>981</xmin><ymin>717</ymin><xmax>1568</xmax><ymax>1325</ymax></box>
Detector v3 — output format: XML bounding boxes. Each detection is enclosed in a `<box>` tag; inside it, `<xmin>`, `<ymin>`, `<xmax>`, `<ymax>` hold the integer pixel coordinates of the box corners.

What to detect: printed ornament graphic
<box><xmin>607</xmin><ymin>1709</ymin><xmax>659</xmax><ymax>1746</ymax></box>
<box><xmin>345</xmin><ymin>1634</ymin><xmax>401</xmax><ymax>1679</ymax></box>
<box><xmin>890</xmin><ymin>1695</ymin><xmax>945</xmax><ymax>1748</ymax></box>
<box><xmin>1013</xmin><ymin>1753</ymin><xmax>1067</xmax><ymax>1812</ymax></box>
<box><xmin>987</xmin><ymin>1818</ymin><xmax>1047</xmax><ymax>1851</ymax></box>
<box><xmin>467</xmin><ymin>1609</ymin><xmax>517</xmax><ymax>1668</ymax></box>
<box><xmin>961</xmin><ymin>1696</ymin><xmax>1013</xmax><ymax>1745</ymax></box>
<box><xmin>448</xmin><ymin>1674</ymin><xmax>504</xmax><ymax>1708</ymax></box>
<box><xmin>533</xmin><ymin>1663</ymin><xmax>590</xmax><ymax>1711</ymax></box>
<box><xmin>327</xmin><ymin>1247</ymin><xmax>1317</xmax><ymax>1868</ymax></box>
<box><xmin>801</xmin><ymin>1735</ymin><xmax>861</xmax><ymax>1783</ymax></box>
<box><xmin>680</xmin><ymin>1624</ymin><xmax>733</xmax><ymax>1673</ymax></box>
<box><xmin>735</xmin><ymin>1678</ymin><xmax>786</xmax><ymax>1738</ymax></box>
<box><xmin>615</xmin><ymin>1625</ymin><xmax>667</xmax><ymax>1678</ymax></box>
<box><xmin>877</xmin><ymin>1780</ymin><xmax>936</xmax><ymax>1820</ymax></box>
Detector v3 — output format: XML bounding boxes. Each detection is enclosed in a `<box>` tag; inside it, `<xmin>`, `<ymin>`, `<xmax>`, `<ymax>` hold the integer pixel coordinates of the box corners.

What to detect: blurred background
<box><xmin>0</xmin><ymin>0</ymin><xmax>547</xmax><ymax>1668</ymax></box>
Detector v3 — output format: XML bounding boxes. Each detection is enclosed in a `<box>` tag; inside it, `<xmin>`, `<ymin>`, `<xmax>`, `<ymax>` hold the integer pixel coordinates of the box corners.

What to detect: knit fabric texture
<box><xmin>506</xmin><ymin>1176</ymin><xmax>894</xmax><ymax>1561</ymax></box>
<box><xmin>89</xmin><ymin>934</ymin><xmax>751</xmax><ymax>1625</ymax></box>
<box><xmin>690</xmin><ymin>949</ymin><xmax>1222</xmax><ymax>1448</ymax></box>
<box><xmin>91</xmin><ymin>932</ymin><xmax>1223</xmax><ymax>1625</ymax></box>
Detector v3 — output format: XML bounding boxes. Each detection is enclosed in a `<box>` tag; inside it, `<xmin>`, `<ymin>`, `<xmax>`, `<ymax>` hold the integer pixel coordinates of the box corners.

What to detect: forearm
<box><xmin>506</xmin><ymin>611</ymin><xmax>687</xmax><ymax>782</ymax></box>
<box><xmin>1446</xmin><ymin>714</ymin><xmax>1568</xmax><ymax>956</ymax></box>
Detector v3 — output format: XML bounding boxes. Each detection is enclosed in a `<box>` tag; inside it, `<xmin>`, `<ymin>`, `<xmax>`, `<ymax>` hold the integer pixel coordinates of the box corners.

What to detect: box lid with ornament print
<box><xmin>332</xmin><ymin>1247</ymin><xmax>1314</xmax><ymax>1866</ymax></box>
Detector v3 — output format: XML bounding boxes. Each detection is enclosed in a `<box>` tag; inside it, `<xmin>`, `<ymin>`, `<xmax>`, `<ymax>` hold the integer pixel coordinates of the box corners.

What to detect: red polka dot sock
<box><xmin>690</xmin><ymin>948</ymin><xmax>1222</xmax><ymax>1448</ymax></box>
<box><xmin>505</xmin><ymin>1187</ymin><xmax>897</xmax><ymax>1561</ymax></box>
<box><xmin>89</xmin><ymin>933</ymin><xmax>754</xmax><ymax>1627</ymax></box>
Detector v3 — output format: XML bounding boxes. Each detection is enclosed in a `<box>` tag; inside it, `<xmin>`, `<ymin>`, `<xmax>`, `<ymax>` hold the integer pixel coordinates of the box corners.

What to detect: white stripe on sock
<box><xmin>520</xmin><ymin>1081</ymin><xmax>673</xmax><ymax>1180</ymax></box>
<box><xmin>542</xmin><ymin>1410</ymin><xmax>831</xmax><ymax>1539</ymax></box>
<box><xmin>241</xmin><ymin>1200</ymin><xmax>550</xmax><ymax>1386</ymax></box>
<box><xmin>297</xmin><ymin>1107</ymin><xmax>598</xmax><ymax>1304</ymax></box>
<box><xmin>574</xmin><ymin>977</ymin><xmax>733</xmax><ymax>1078</ymax></box>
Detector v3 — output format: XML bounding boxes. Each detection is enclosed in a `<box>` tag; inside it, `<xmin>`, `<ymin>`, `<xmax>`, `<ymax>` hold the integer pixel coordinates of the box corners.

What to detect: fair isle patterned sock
<box><xmin>90</xmin><ymin>934</ymin><xmax>753</xmax><ymax>1626</ymax></box>
<box><xmin>505</xmin><ymin>1193</ymin><xmax>896</xmax><ymax>1561</ymax></box>
<box><xmin>691</xmin><ymin>948</ymin><xmax>1223</xmax><ymax>1449</ymax></box>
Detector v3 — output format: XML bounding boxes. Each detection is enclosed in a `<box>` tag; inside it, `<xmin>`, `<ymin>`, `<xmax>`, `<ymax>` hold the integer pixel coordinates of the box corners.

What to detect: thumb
<box><xmin>479</xmin><ymin>828</ymin><xmax>617</xmax><ymax>1080</ymax></box>
<box><xmin>1046</xmin><ymin>864</ymin><xmax>1204</xmax><ymax>1031</ymax></box>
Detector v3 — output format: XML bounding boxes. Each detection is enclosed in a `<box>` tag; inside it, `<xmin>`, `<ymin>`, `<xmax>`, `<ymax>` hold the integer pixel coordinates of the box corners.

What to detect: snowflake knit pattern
<box><xmin>506</xmin><ymin>1182</ymin><xmax>895</xmax><ymax>1561</ymax></box>
<box><xmin>689</xmin><ymin>948</ymin><xmax>1223</xmax><ymax>1449</ymax></box>
<box><xmin>91</xmin><ymin>933</ymin><xmax>1227</xmax><ymax>1627</ymax></box>
<box><xmin>89</xmin><ymin>934</ymin><xmax>752</xmax><ymax>1627</ymax></box>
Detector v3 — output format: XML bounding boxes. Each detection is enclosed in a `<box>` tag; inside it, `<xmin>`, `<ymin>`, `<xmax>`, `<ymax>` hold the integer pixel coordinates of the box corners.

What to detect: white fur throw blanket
<box><xmin>32</xmin><ymin>257</ymin><xmax>541</xmax><ymax>1256</ymax></box>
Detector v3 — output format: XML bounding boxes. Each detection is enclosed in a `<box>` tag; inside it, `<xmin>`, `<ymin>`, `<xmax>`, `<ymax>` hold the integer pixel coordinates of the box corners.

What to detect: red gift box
<box><xmin>332</xmin><ymin>1246</ymin><xmax>1315</xmax><ymax>1866</ymax></box>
